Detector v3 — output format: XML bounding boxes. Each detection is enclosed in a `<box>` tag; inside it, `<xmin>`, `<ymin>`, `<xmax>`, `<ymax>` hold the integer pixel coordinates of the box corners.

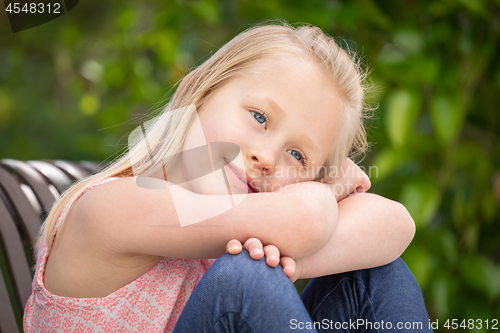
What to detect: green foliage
<box><xmin>385</xmin><ymin>88</ymin><xmax>421</xmax><ymax>147</ymax></box>
<box><xmin>1</xmin><ymin>0</ymin><xmax>499</xmax><ymax>330</ymax></box>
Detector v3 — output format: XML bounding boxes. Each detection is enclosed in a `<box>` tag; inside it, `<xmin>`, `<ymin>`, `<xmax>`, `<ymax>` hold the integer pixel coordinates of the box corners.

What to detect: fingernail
<box><xmin>267</xmin><ymin>255</ymin><xmax>277</xmax><ymax>262</ymax></box>
<box><xmin>228</xmin><ymin>245</ymin><xmax>239</xmax><ymax>254</ymax></box>
<box><xmin>251</xmin><ymin>248</ymin><xmax>262</xmax><ymax>256</ymax></box>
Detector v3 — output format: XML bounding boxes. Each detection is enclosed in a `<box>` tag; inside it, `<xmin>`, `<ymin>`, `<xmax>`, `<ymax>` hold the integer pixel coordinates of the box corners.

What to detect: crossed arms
<box><xmin>78</xmin><ymin>159</ymin><xmax>415</xmax><ymax>280</ymax></box>
<box><xmin>226</xmin><ymin>159</ymin><xmax>415</xmax><ymax>280</ymax></box>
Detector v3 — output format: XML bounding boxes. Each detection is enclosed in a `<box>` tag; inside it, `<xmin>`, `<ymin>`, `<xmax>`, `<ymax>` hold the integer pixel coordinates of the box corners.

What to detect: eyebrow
<box><xmin>265</xmin><ymin>96</ymin><xmax>284</xmax><ymax>116</ymax></box>
<box><xmin>264</xmin><ymin>96</ymin><xmax>323</xmax><ymax>160</ymax></box>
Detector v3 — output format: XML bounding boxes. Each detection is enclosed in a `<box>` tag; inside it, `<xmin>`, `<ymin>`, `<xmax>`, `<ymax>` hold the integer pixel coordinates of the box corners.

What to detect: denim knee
<box><xmin>362</xmin><ymin>257</ymin><xmax>424</xmax><ymax>301</ymax></box>
<box><xmin>323</xmin><ymin>257</ymin><xmax>425</xmax><ymax>311</ymax></box>
<box><xmin>210</xmin><ymin>249</ymin><xmax>288</xmax><ymax>284</ymax></box>
<box><xmin>202</xmin><ymin>249</ymin><xmax>292</xmax><ymax>298</ymax></box>
<box><xmin>176</xmin><ymin>250</ymin><xmax>316</xmax><ymax>333</ymax></box>
<box><xmin>310</xmin><ymin>257</ymin><xmax>416</xmax><ymax>287</ymax></box>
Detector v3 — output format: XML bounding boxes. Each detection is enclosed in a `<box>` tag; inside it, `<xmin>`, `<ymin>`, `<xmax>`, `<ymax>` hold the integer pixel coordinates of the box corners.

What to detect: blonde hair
<box><xmin>36</xmin><ymin>20</ymin><xmax>370</xmax><ymax>255</ymax></box>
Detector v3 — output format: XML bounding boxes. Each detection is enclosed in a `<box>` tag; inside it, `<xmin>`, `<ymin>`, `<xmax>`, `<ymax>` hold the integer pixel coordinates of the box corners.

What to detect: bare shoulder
<box><xmin>44</xmin><ymin>177</ymin><xmax>166</xmax><ymax>297</ymax></box>
<box><xmin>79</xmin><ymin>176</ymin><xmax>168</xmax><ymax>207</ymax></box>
<box><xmin>78</xmin><ymin>177</ymin><xmax>174</xmax><ymax>219</ymax></box>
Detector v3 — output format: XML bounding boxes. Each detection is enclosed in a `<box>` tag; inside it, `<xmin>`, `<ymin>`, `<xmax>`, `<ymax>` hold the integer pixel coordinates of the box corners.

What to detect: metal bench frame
<box><xmin>0</xmin><ymin>160</ymin><xmax>104</xmax><ymax>333</ymax></box>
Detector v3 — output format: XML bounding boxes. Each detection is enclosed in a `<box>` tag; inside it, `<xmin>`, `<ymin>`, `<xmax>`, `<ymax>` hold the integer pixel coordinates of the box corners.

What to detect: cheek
<box><xmin>202</xmin><ymin>118</ymin><xmax>247</xmax><ymax>147</ymax></box>
<box><xmin>272</xmin><ymin>164</ymin><xmax>318</xmax><ymax>187</ymax></box>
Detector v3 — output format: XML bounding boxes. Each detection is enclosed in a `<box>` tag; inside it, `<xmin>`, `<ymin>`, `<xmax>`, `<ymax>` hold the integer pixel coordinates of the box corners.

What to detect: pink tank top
<box><xmin>23</xmin><ymin>177</ymin><xmax>215</xmax><ymax>333</ymax></box>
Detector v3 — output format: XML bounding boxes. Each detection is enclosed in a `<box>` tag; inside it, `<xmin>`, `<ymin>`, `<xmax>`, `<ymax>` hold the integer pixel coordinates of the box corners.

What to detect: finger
<box><xmin>280</xmin><ymin>256</ymin><xmax>296</xmax><ymax>279</ymax></box>
<box><xmin>226</xmin><ymin>239</ymin><xmax>242</xmax><ymax>255</ymax></box>
<box><xmin>243</xmin><ymin>237</ymin><xmax>264</xmax><ymax>260</ymax></box>
<box><xmin>263</xmin><ymin>245</ymin><xmax>280</xmax><ymax>267</ymax></box>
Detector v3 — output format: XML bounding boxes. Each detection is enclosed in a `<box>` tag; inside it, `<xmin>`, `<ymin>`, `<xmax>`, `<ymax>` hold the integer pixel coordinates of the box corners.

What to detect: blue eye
<box><xmin>287</xmin><ymin>149</ymin><xmax>307</xmax><ymax>166</ymax></box>
<box><xmin>254</xmin><ymin>113</ymin><xmax>265</xmax><ymax>124</ymax></box>
<box><xmin>250</xmin><ymin>110</ymin><xmax>267</xmax><ymax>128</ymax></box>
<box><xmin>289</xmin><ymin>150</ymin><xmax>301</xmax><ymax>161</ymax></box>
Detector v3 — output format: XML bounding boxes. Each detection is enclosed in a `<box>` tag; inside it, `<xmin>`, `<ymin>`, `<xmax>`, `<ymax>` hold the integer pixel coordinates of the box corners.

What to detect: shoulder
<box><xmin>77</xmin><ymin>176</ymin><xmax>171</xmax><ymax>217</ymax></box>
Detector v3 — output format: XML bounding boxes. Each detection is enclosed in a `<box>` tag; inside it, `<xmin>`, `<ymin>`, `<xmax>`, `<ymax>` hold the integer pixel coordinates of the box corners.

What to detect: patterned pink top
<box><xmin>23</xmin><ymin>177</ymin><xmax>215</xmax><ymax>333</ymax></box>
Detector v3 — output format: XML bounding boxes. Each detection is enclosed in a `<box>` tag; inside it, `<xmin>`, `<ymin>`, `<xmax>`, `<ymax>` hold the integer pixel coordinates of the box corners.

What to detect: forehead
<box><xmin>234</xmin><ymin>55</ymin><xmax>344</xmax><ymax>166</ymax></box>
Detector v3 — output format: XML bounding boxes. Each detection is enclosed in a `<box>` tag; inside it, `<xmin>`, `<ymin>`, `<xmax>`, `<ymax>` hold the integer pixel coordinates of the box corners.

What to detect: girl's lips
<box><xmin>223</xmin><ymin>159</ymin><xmax>256</xmax><ymax>193</ymax></box>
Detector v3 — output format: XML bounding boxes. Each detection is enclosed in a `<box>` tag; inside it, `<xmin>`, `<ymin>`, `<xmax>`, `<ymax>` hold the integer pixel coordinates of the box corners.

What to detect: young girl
<box><xmin>24</xmin><ymin>21</ymin><xmax>432</xmax><ymax>332</ymax></box>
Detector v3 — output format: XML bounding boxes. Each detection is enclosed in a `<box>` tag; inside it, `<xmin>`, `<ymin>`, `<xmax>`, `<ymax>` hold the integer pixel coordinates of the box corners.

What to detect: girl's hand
<box><xmin>332</xmin><ymin>158</ymin><xmax>371</xmax><ymax>202</ymax></box>
<box><xmin>226</xmin><ymin>238</ymin><xmax>299</xmax><ymax>281</ymax></box>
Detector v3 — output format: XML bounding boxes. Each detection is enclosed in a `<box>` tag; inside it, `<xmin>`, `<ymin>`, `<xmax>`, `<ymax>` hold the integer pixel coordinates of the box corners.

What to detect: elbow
<box><xmin>366</xmin><ymin>198</ymin><xmax>416</xmax><ymax>268</ymax></box>
<box><xmin>400</xmin><ymin>202</ymin><xmax>416</xmax><ymax>245</ymax></box>
<box><xmin>393</xmin><ymin>201</ymin><xmax>416</xmax><ymax>258</ymax></box>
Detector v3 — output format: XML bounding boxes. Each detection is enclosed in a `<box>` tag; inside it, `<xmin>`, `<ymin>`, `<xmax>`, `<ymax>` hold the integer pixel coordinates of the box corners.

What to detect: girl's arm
<box><xmin>226</xmin><ymin>159</ymin><xmax>415</xmax><ymax>280</ymax></box>
<box><xmin>228</xmin><ymin>193</ymin><xmax>416</xmax><ymax>281</ymax></box>
<box><xmin>75</xmin><ymin>176</ymin><xmax>338</xmax><ymax>260</ymax></box>
<box><xmin>294</xmin><ymin>192</ymin><xmax>415</xmax><ymax>279</ymax></box>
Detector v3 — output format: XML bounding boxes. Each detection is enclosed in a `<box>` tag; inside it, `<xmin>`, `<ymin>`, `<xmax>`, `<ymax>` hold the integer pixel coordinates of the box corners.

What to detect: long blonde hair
<box><xmin>37</xmin><ymin>19</ymin><xmax>370</xmax><ymax>255</ymax></box>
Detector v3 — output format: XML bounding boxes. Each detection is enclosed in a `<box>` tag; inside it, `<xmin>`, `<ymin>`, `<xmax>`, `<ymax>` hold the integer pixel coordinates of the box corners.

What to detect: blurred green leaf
<box><xmin>458</xmin><ymin>0</ymin><xmax>488</xmax><ymax>16</ymax></box>
<box><xmin>441</xmin><ymin>230</ymin><xmax>459</xmax><ymax>265</ymax></box>
<box><xmin>394</xmin><ymin>30</ymin><xmax>424</xmax><ymax>55</ymax></box>
<box><xmin>0</xmin><ymin>88</ymin><xmax>14</xmax><ymax>126</ymax></box>
<box><xmin>431</xmin><ymin>276</ymin><xmax>449</xmax><ymax>318</ymax></box>
<box><xmin>140</xmin><ymin>80</ymin><xmax>161</xmax><ymax>102</ymax></box>
<box><xmin>79</xmin><ymin>93</ymin><xmax>100</xmax><ymax>116</ymax></box>
<box><xmin>370</xmin><ymin>148</ymin><xmax>397</xmax><ymax>182</ymax></box>
<box><xmin>377</xmin><ymin>44</ymin><xmax>407</xmax><ymax>64</ymax></box>
<box><xmin>461</xmin><ymin>255</ymin><xmax>500</xmax><ymax>301</ymax></box>
<box><xmin>430</xmin><ymin>93</ymin><xmax>465</xmax><ymax>146</ymax></box>
<box><xmin>155</xmin><ymin>31</ymin><xmax>178</xmax><ymax>65</ymax></box>
<box><xmin>81</xmin><ymin>60</ymin><xmax>104</xmax><ymax>82</ymax></box>
<box><xmin>105</xmin><ymin>62</ymin><xmax>126</xmax><ymax>87</ymax></box>
<box><xmin>483</xmin><ymin>260</ymin><xmax>500</xmax><ymax>300</ymax></box>
<box><xmin>480</xmin><ymin>190</ymin><xmax>497</xmax><ymax>224</ymax></box>
<box><xmin>411</xmin><ymin>56</ymin><xmax>440</xmax><ymax>85</ymax></box>
<box><xmin>133</xmin><ymin>57</ymin><xmax>153</xmax><ymax>79</ymax></box>
<box><xmin>403</xmin><ymin>244</ymin><xmax>433</xmax><ymax>289</ymax></box>
<box><xmin>117</xmin><ymin>7</ymin><xmax>138</xmax><ymax>30</ymax></box>
<box><xmin>191</xmin><ymin>0</ymin><xmax>221</xmax><ymax>25</ymax></box>
<box><xmin>400</xmin><ymin>178</ymin><xmax>440</xmax><ymax>228</ymax></box>
<box><xmin>60</xmin><ymin>23</ymin><xmax>80</xmax><ymax>48</ymax></box>
<box><xmin>385</xmin><ymin>89</ymin><xmax>421</xmax><ymax>148</ymax></box>
<box><xmin>371</xmin><ymin>147</ymin><xmax>408</xmax><ymax>182</ymax></box>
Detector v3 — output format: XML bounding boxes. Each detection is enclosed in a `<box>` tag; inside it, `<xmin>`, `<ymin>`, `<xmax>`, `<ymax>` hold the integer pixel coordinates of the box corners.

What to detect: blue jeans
<box><xmin>173</xmin><ymin>250</ymin><xmax>432</xmax><ymax>332</ymax></box>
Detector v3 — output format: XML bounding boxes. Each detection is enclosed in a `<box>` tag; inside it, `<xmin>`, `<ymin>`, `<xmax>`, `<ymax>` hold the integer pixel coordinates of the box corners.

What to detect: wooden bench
<box><xmin>0</xmin><ymin>159</ymin><xmax>105</xmax><ymax>333</ymax></box>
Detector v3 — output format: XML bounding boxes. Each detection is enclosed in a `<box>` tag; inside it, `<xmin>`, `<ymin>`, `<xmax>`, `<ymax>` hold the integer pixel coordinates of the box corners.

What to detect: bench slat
<box><xmin>45</xmin><ymin>160</ymin><xmax>90</xmax><ymax>181</ymax></box>
<box><xmin>0</xmin><ymin>166</ymin><xmax>41</xmax><ymax>248</ymax></box>
<box><xmin>0</xmin><ymin>268</ymin><xmax>20</xmax><ymax>333</ymax></box>
<box><xmin>0</xmin><ymin>160</ymin><xmax>58</xmax><ymax>220</ymax></box>
<box><xmin>27</xmin><ymin>161</ymin><xmax>74</xmax><ymax>194</ymax></box>
<box><xmin>0</xmin><ymin>195</ymin><xmax>33</xmax><ymax>316</ymax></box>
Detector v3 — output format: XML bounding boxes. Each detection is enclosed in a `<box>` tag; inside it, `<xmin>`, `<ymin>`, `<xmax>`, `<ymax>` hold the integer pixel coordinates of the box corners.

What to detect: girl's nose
<box><xmin>247</xmin><ymin>146</ymin><xmax>276</xmax><ymax>176</ymax></box>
